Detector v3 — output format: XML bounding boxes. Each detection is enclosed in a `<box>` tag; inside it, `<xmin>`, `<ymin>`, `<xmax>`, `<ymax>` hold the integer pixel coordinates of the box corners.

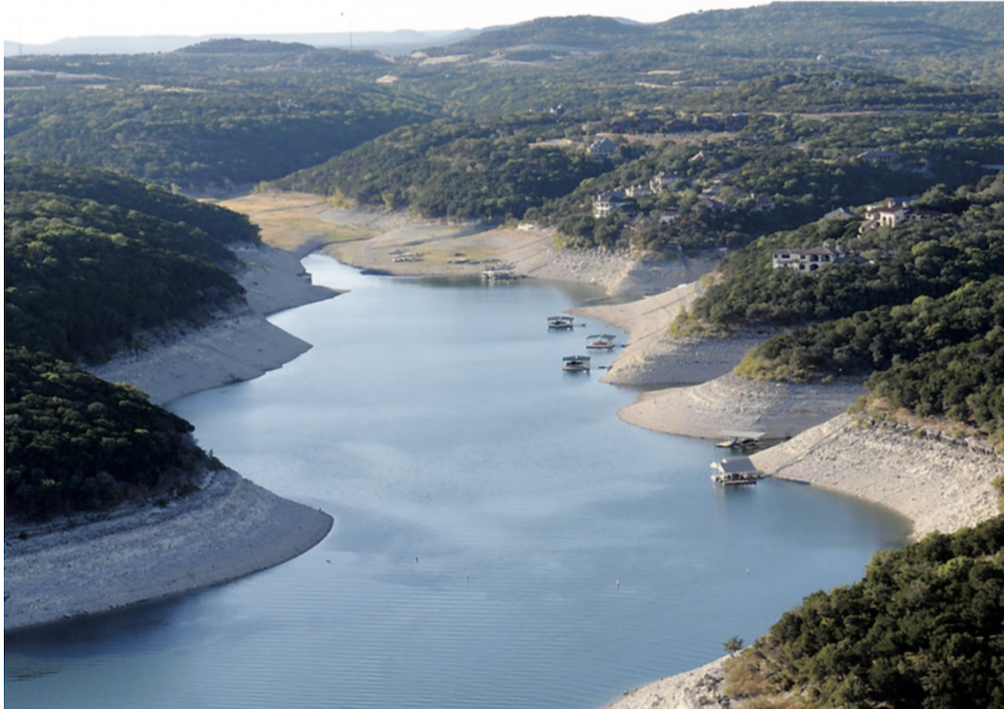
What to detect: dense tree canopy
<box><xmin>728</xmin><ymin>516</ymin><xmax>1004</xmax><ymax>708</ymax></box>
<box><xmin>5</xmin><ymin>160</ymin><xmax>250</xmax><ymax>363</ymax></box>
<box><xmin>5</xmin><ymin>349</ymin><xmax>208</xmax><ymax>521</ymax></box>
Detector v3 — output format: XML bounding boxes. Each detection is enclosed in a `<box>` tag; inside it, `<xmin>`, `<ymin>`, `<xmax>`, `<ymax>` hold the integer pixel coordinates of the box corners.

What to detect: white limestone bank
<box><xmin>86</xmin><ymin>243</ymin><xmax>337</xmax><ymax>406</ymax></box>
<box><xmin>752</xmin><ymin>414</ymin><xmax>1002</xmax><ymax>541</ymax></box>
<box><xmin>5</xmin><ymin>244</ymin><xmax>338</xmax><ymax>633</ymax></box>
<box><xmin>5</xmin><ymin>468</ymin><xmax>333</xmax><ymax>632</ymax></box>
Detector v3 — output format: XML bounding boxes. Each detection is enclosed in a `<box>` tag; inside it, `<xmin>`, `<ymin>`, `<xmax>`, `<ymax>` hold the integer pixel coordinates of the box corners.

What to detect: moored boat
<box><xmin>548</xmin><ymin>315</ymin><xmax>575</xmax><ymax>330</ymax></box>
<box><xmin>710</xmin><ymin>457</ymin><xmax>761</xmax><ymax>485</ymax></box>
<box><xmin>562</xmin><ymin>355</ymin><xmax>591</xmax><ymax>372</ymax></box>
<box><xmin>585</xmin><ymin>334</ymin><xmax>616</xmax><ymax>350</ymax></box>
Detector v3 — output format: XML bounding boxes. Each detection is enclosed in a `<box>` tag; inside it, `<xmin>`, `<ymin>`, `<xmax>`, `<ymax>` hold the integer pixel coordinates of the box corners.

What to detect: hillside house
<box><xmin>697</xmin><ymin>115</ymin><xmax>723</xmax><ymax>131</ymax></box>
<box><xmin>726</xmin><ymin>112</ymin><xmax>750</xmax><ymax>131</ymax></box>
<box><xmin>859</xmin><ymin>201</ymin><xmax>941</xmax><ymax>233</ymax></box>
<box><xmin>856</xmin><ymin>150</ymin><xmax>899</xmax><ymax>167</ymax></box>
<box><xmin>699</xmin><ymin>197</ymin><xmax>736</xmax><ymax>217</ymax></box>
<box><xmin>587</xmin><ymin>137</ymin><xmax>618</xmax><ymax>158</ymax></box>
<box><xmin>749</xmin><ymin>193</ymin><xmax>776</xmax><ymax>212</ymax></box>
<box><xmin>593</xmin><ymin>191</ymin><xmax>634</xmax><ymax>219</ymax></box>
<box><xmin>824</xmin><ymin>207</ymin><xmax>855</xmax><ymax>220</ymax></box>
<box><xmin>650</xmin><ymin>171</ymin><xmax>683</xmax><ymax>193</ymax></box>
<box><xmin>772</xmin><ymin>245</ymin><xmax>842</xmax><ymax>272</ymax></box>
<box><xmin>625</xmin><ymin>184</ymin><xmax>654</xmax><ymax>198</ymax></box>
<box><xmin>665</xmin><ymin>118</ymin><xmax>694</xmax><ymax>132</ymax></box>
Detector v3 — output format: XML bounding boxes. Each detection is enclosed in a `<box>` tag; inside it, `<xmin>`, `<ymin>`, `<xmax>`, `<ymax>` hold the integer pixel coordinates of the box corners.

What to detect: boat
<box><xmin>585</xmin><ymin>334</ymin><xmax>616</xmax><ymax>350</ymax></box>
<box><xmin>481</xmin><ymin>266</ymin><xmax>519</xmax><ymax>280</ymax></box>
<box><xmin>710</xmin><ymin>457</ymin><xmax>761</xmax><ymax>485</ymax></box>
<box><xmin>714</xmin><ymin>430</ymin><xmax>765</xmax><ymax>451</ymax></box>
<box><xmin>562</xmin><ymin>355</ymin><xmax>591</xmax><ymax>372</ymax></box>
<box><xmin>548</xmin><ymin>315</ymin><xmax>575</xmax><ymax>330</ymax></box>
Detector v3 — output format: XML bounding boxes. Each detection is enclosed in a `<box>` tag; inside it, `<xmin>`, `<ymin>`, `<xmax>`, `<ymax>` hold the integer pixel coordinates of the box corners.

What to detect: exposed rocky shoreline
<box><xmin>4</xmin><ymin>468</ymin><xmax>333</xmax><ymax>631</ymax></box>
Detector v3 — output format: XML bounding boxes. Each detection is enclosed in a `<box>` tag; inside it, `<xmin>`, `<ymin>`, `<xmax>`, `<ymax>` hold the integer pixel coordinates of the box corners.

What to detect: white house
<box><xmin>771</xmin><ymin>245</ymin><xmax>842</xmax><ymax>272</ymax></box>
<box><xmin>593</xmin><ymin>191</ymin><xmax>633</xmax><ymax>219</ymax></box>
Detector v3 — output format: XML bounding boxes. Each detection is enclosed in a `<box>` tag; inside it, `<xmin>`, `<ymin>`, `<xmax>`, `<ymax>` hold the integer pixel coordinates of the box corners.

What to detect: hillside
<box><xmin>4</xmin><ymin>160</ymin><xmax>268</xmax><ymax>521</ymax></box>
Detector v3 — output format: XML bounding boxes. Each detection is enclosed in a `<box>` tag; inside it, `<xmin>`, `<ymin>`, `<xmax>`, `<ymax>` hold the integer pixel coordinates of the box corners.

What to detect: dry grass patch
<box><xmin>220</xmin><ymin>191</ymin><xmax>376</xmax><ymax>253</ymax></box>
<box><xmin>724</xmin><ymin>652</ymin><xmax>806</xmax><ymax>708</ymax></box>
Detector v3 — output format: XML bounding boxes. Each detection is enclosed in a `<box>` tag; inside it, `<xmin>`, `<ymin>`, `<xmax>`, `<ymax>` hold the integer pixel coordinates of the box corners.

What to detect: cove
<box><xmin>4</xmin><ymin>255</ymin><xmax>909</xmax><ymax>709</ymax></box>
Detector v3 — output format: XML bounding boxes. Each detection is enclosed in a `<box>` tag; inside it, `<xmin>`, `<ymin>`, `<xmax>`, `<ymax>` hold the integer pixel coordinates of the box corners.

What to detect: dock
<box><xmin>710</xmin><ymin>457</ymin><xmax>761</xmax><ymax>485</ymax></box>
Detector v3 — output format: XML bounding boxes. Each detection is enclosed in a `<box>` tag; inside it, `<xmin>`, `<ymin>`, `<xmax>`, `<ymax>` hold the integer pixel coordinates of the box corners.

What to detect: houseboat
<box><xmin>585</xmin><ymin>334</ymin><xmax>616</xmax><ymax>350</ymax></box>
<box><xmin>710</xmin><ymin>457</ymin><xmax>761</xmax><ymax>485</ymax></box>
<box><xmin>548</xmin><ymin>315</ymin><xmax>575</xmax><ymax>330</ymax></box>
<box><xmin>562</xmin><ymin>355</ymin><xmax>591</xmax><ymax>372</ymax></box>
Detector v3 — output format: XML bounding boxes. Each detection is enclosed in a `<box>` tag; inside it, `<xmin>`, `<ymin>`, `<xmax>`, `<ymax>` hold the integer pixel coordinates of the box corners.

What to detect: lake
<box><xmin>5</xmin><ymin>255</ymin><xmax>909</xmax><ymax>709</ymax></box>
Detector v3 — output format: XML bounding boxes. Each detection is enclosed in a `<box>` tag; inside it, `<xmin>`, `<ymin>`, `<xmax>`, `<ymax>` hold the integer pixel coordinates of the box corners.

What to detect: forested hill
<box><xmin>4</xmin><ymin>159</ymin><xmax>253</xmax><ymax>363</ymax></box>
<box><xmin>4</xmin><ymin>160</ymin><xmax>265</xmax><ymax>522</ymax></box>
<box><xmin>430</xmin><ymin>3</ymin><xmax>1004</xmax><ymax>83</ymax></box>
<box><xmin>175</xmin><ymin>38</ymin><xmax>315</xmax><ymax>54</ymax></box>
<box><xmin>726</xmin><ymin>515</ymin><xmax>1004</xmax><ymax>708</ymax></box>
<box><xmin>673</xmin><ymin>173</ymin><xmax>1004</xmax><ymax>446</ymax></box>
<box><xmin>3</xmin><ymin>54</ymin><xmax>438</xmax><ymax>190</ymax></box>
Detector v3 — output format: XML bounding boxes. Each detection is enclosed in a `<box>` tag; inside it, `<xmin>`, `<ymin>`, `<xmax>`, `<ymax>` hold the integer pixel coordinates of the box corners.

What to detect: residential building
<box><xmin>771</xmin><ymin>245</ymin><xmax>843</xmax><ymax>272</ymax></box>
<box><xmin>587</xmin><ymin>137</ymin><xmax>618</xmax><ymax>158</ymax></box>
<box><xmin>593</xmin><ymin>191</ymin><xmax>634</xmax><ymax>219</ymax></box>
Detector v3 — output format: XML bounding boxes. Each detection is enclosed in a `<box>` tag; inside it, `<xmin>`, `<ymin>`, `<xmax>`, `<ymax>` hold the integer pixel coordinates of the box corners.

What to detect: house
<box><xmin>659</xmin><ymin>210</ymin><xmax>681</xmax><ymax>224</ymax></box>
<box><xmin>664</xmin><ymin>118</ymin><xmax>694</xmax><ymax>132</ymax></box>
<box><xmin>650</xmin><ymin>171</ymin><xmax>683</xmax><ymax>193</ymax></box>
<box><xmin>726</xmin><ymin>112</ymin><xmax>749</xmax><ymax>131</ymax></box>
<box><xmin>625</xmin><ymin>184</ymin><xmax>654</xmax><ymax>198</ymax></box>
<box><xmin>593</xmin><ymin>191</ymin><xmax>634</xmax><ymax>219</ymax></box>
<box><xmin>823</xmin><ymin>207</ymin><xmax>855</xmax><ymax>220</ymax></box>
<box><xmin>688</xmin><ymin>150</ymin><xmax>707</xmax><ymax>163</ymax></box>
<box><xmin>699</xmin><ymin>197</ymin><xmax>736</xmax><ymax>217</ymax></box>
<box><xmin>859</xmin><ymin>200</ymin><xmax>940</xmax><ymax>233</ymax></box>
<box><xmin>587</xmin><ymin>137</ymin><xmax>618</xmax><ymax>158</ymax></box>
<box><xmin>748</xmin><ymin>193</ymin><xmax>776</xmax><ymax>212</ymax></box>
<box><xmin>856</xmin><ymin>150</ymin><xmax>899</xmax><ymax>167</ymax></box>
<box><xmin>771</xmin><ymin>245</ymin><xmax>843</xmax><ymax>272</ymax></box>
<box><xmin>697</xmin><ymin>115</ymin><xmax>722</xmax><ymax>131</ymax></box>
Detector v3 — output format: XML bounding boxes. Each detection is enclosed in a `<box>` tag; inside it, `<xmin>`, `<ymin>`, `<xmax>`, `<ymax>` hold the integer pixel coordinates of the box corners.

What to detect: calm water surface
<box><xmin>6</xmin><ymin>255</ymin><xmax>909</xmax><ymax>709</ymax></box>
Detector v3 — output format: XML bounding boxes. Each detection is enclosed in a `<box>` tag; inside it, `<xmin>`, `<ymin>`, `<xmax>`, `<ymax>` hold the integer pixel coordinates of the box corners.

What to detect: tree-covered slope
<box><xmin>3</xmin><ymin>51</ymin><xmax>439</xmax><ymax>189</ymax></box>
<box><xmin>673</xmin><ymin>173</ymin><xmax>1004</xmax><ymax>441</ymax></box>
<box><xmin>5</xmin><ymin>349</ymin><xmax>209</xmax><ymax>522</ymax></box>
<box><xmin>273</xmin><ymin>117</ymin><xmax>611</xmax><ymax>220</ymax></box>
<box><xmin>4</xmin><ymin>160</ymin><xmax>256</xmax><ymax>363</ymax></box>
<box><xmin>726</xmin><ymin>515</ymin><xmax>1004</xmax><ymax>708</ymax></box>
<box><xmin>4</xmin><ymin>161</ymin><xmax>266</xmax><ymax>522</ymax></box>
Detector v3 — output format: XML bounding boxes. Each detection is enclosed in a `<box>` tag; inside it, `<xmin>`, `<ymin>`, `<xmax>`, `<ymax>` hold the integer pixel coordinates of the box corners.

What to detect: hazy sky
<box><xmin>7</xmin><ymin>0</ymin><xmax>765</xmax><ymax>45</ymax></box>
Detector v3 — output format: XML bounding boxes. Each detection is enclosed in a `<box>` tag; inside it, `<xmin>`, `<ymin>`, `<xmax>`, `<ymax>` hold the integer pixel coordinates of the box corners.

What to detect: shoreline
<box><xmin>4</xmin><ymin>467</ymin><xmax>333</xmax><ymax>632</ymax></box>
<box><xmin>87</xmin><ymin>242</ymin><xmax>338</xmax><ymax>406</ymax></box>
<box><xmin>6</xmin><ymin>241</ymin><xmax>339</xmax><ymax>633</ymax></box>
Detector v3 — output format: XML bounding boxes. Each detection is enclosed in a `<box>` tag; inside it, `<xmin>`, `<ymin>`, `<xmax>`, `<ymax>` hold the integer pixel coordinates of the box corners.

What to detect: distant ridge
<box><xmin>3</xmin><ymin>29</ymin><xmax>480</xmax><ymax>57</ymax></box>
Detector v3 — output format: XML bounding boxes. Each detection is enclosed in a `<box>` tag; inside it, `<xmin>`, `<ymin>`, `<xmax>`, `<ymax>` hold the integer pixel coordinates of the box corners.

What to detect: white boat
<box><xmin>585</xmin><ymin>334</ymin><xmax>616</xmax><ymax>350</ymax></box>
<box><xmin>548</xmin><ymin>315</ymin><xmax>575</xmax><ymax>330</ymax></box>
<box><xmin>562</xmin><ymin>355</ymin><xmax>591</xmax><ymax>372</ymax></box>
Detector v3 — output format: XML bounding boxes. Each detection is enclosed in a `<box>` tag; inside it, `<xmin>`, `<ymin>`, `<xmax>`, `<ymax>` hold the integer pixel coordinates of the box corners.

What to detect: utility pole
<box><xmin>341</xmin><ymin>12</ymin><xmax>352</xmax><ymax>50</ymax></box>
